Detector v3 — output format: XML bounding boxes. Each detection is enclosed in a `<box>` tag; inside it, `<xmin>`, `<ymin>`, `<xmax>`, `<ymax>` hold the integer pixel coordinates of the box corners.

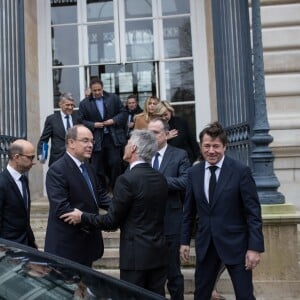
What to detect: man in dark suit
<box><xmin>61</xmin><ymin>129</ymin><xmax>169</xmax><ymax>296</ymax></box>
<box><xmin>0</xmin><ymin>139</ymin><xmax>37</xmax><ymax>248</ymax></box>
<box><xmin>44</xmin><ymin>125</ymin><xmax>111</xmax><ymax>267</ymax></box>
<box><xmin>37</xmin><ymin>92</ymin><xmax>79</xmax><ymax>166</ymax></box>
<box><xmin>125</xmin><ymin>94</ymin><xmax>142</xmax><ymax>139</ymax></box>
<box><xmin>78</xmin><ymin>78</ymin><xmax>127</xmax><ymax>190</ymax></box>
<box><xmin>180</xmin><ymin>122</ymin><xmax>264</xmax><ymax>300</ymax></box>
<box><xmin>148</xmin><ymin>118</ymin><xmax>190</xmax><ymax>300</ymax></box>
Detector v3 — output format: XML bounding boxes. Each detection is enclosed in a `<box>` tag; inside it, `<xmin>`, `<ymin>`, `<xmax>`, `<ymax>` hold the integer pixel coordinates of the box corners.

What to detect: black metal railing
<box><xmin>211</xmin><ymin>0</ymin><xmax>254</xmax><ymax>166</ymax></box>
<box><xmin>0</xmin><ymin>0</ymin><xmax>26</xmax><ymax>171</ymax></box>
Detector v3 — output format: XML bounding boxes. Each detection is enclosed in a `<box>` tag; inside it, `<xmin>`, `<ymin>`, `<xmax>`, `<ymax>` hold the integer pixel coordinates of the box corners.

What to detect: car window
<box><xmin>0</xmin><ymin>239</ymin><xmax>165</xmax><ymax>300</ymax></box>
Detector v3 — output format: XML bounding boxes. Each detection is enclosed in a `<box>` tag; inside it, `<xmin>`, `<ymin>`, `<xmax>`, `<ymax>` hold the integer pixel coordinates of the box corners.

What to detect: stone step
<box><xmin>33</xmin><ymin>226</ymin><xmax>122</xmax><ymax>249</ymax></box>
<box><xmin>103</xmin><ymin>230</ymin><xmax>121</xmax><ymax>248</ymax></box>
<box><xmin>92</xmin><ymin>247</ymin><xmax>197</xmax><ymax>269</ymax></box>
<box><xmin>93</xmin><ymin>268</ymin><xmax>236</xmax><ymax>298</ymax></box>
<box><xmin>31</xmin><ymin>199</ymin><xmax>49</xmax><ymax>214</ymax></box>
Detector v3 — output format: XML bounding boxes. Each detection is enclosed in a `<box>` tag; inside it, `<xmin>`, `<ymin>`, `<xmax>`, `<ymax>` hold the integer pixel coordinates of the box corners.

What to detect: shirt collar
<box><xmin>157</xmin><ymin>144</ymin><xmax>168</xmax><ymax>158</ymax></box>
<box><xmin>60</xmin><ymin>110</ymin><xmax>70</xmax><ymax>119</ymax></box>
<box><xmin>67</xmin><ymin>152</ymin><xmax>83</xmax><ymax>168</ymax></box>
<box><xmin>205</xmin><ymin>155</ymin><xmax>225</xmax><ymax>170</ymax></box>
<box><xmin>130</xmin><ymin>160</ymin><xmax>146</xmax><ymax>170</ymax></box>
<box><xmin>7</xmin><ymin>164</ymin><xmax>22</xmax><ymax>180</ymax></box>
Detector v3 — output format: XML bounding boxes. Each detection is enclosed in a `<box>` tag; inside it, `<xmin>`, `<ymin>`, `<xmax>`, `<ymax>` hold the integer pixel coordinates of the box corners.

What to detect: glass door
<box><xmin>86</xmin><ymin>62</ymin><xmax>158</xmax><ymax>108</ymax></box>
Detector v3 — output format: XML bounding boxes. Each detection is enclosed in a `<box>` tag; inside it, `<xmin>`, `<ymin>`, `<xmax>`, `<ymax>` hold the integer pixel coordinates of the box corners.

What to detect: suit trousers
<box><xmin>120</xmin><ymin>265</ymin><xmax>167</xmax><ymax>297</ymax></box>
<box><xmin>194</xmin><ymin>240</ymin><xmax>255</xmax><ymax>300</ymax></box>
<box><xmin>166</xmin><ymin>235</ymin><xmax>184</xmax><ymax>300</ymax></box>
<box><xmin>91</xmin><ymin>134</ymin><xmax>122</xmax><ymax>189</ymax></box>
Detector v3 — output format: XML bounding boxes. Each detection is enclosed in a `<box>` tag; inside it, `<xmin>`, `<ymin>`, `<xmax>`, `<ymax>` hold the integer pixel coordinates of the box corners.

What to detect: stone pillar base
<box><xmin>253</xmin><ymin>203</ymin><xmax>300</xmax><ymax>299</ymax></box>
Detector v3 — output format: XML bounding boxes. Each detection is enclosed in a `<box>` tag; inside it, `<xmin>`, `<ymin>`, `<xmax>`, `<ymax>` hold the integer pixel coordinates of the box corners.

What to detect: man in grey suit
<box><xmin>0</xmin><ymin>139</ymin><xmax>37</xmax><ymax>248</ymax></box>
<box><xmin>61</xmin><ymin>129</ymin><xmax>169</xmax><ymax>296</ymax></box>
<box><xmin>37</xmin><ymin>92</ymin><xmax>78</xmax><ymax>166</ymax></box>
<box><xmin>44</xmin><ymin>125</ymin><xmax>111</xmax><ymax>267</ymax></box>
<box><xmin>148</xmin><ymin>118</ymin><xmax>191</xmax><ymax>300</ymax></box>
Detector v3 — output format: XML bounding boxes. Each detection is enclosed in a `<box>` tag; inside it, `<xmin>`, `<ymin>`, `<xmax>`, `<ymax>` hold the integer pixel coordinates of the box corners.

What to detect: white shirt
<box><xmin>151</xmin><ymin>144</ymin><xmax>168</xmax><ymax>169</ymax></box>
<box><xmin>130</xmin><ymin>160</ymin><xmax>146</xmax><ymax>170</ymax></box>
<box><xmin>60</xmin><ymin>111</ymin><xmax>73</xmax><ymax>131</ymax></box>
<box><xmin>66</xmin><ymin>152</ymin><xmax>83</xmax><ymax>172</ymax></box>
<box><xmin>204</xmin><ymin>155</ymin><xmax>225</xmax><ymax>202</ymax></box>
<box><xmin>7</xmin><ymin>164</ymin><xmax>24</xmax><ymax>197</ymax></box>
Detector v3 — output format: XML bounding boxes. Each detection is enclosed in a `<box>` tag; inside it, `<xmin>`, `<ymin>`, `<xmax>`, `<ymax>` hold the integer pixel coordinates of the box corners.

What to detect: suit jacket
<box><xmin>181</xmin><ymin>156</ymin><xmax>264</xmax><ymax>265</ymax></box>
<box><xmin>158</xmin><ymin>145</ymin><xmax>190</xmax><ymax>235</ymax></box>
<box><xmin>78</xmin><ymin>92</ymin><xmax>128</xmax><ymax>151</ymax></box>
<box><xmin>125</xmin><ymin>105</ymin><xmax>143</xmax><ymax>138</ymax></box>
<box><xmin>81</xmin><ymin>163</ymin><xmax>169</xmax><ymax>270</ymax></box>
<box><xmin>0</xmin><ymin>169</ymin><xmax>36</xmax><ymax>247</ymax></box>
<box><xmin>44</xmin><ymin>153</ymin><xmax>111</xmax><ymax>265</ymax></box>
<box><xmin>37</xmin><ymin>111</ymin><xmax>79</xmax><ymax>166</ymax></box>
<box><xmin>167</xmin><ymin>116</ymin><xmax>200</xmax><ymax>163</ymax></box>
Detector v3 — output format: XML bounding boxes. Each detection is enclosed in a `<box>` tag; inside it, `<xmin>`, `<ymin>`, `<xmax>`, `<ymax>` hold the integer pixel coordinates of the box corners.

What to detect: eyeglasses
<box><xmin>18</xmin><ymin>154</ymin><xmax>35</xmax><ymax>161</ymax></box>
<box><xmin>75</xmin><ymin>139</ymin><xmax>95</xmax><ymax>145</ymax></box>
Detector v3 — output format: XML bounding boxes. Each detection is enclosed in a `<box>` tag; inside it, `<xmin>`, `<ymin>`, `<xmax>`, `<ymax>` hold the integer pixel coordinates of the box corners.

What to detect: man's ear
<box><xmin>132</xmin><ymin>144</ymin><xmax>137</xmax><ymax>153</ymax></box>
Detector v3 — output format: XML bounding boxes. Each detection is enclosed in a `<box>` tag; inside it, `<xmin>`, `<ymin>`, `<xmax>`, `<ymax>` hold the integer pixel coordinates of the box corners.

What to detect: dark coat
<box><xmin>181</xmin><ymin>156</ymin><xmax>264</xmax><ymax>265</ymax></box>
<box><xmin>168</xmin><ymin>116</ymin><xmax>200</xmax><ymax>163</ymax></box>
<box><xmin>37</xmin><ymin>111</ymin><xmax>79</xmax><ymax>166</ymax></box>
<box><xmin>81</xmin><ymin>163</ymin><xmax>169</xmax><ymax>270</ymax></box>
<box><xmin>44</xmin><ymin>153</ymin><xmax>111</xmax><ymax>266</ymax></box>
<box><xmin>0</xmin><ymin>169</ymin><xmax>36</xmax><ymax>247</ymax></box>
<box><xmin>125</xmin><ymin>105</ymin><xmax>143</xmax><ymax>138</ymax></box>
<box><xmin>157</xmin><ymin>145</ymin><xmax>190</xmax><ymax>235</ymax></box>
<box><xmin>78</xmin><ymin>92</ymin><xmax>128</xmax><ymax>151</ymax></box>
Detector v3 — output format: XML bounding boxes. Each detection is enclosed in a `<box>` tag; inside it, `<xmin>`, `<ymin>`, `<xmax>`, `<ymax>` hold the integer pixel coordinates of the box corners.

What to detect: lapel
<box><xmin>65</xmin><ymin>155</ymin><xmax>98</xmax><ymax>207</ymax></box>
<box><xmin>210</xmin><ymin>156</ymin><xmax>233</xmax><ymax>210</ymax></box>
<box><xmin>102</xmin><ymin>96</ymin><xmax>108</xmax><ymax>119</ymax></box>
<box><xmin>4</xmin><ymin>169</ymin><xmax>28</xmax><ymax>212</ymax></box>
<box><xmin>159</xmin><ymin>145</ymin><xmax>172</xmax><ymax>173</ymax></box>
<box><xmin>196</xmin><ymin>163</ymin><xmax>210</xmax><ymax>211</ymax></box>
<box><xmin>55</xmin><ymin>112</ymin><xmax>68</xmax><ymax>137</ymax></box>
<box><xmin>92</xmin><ymin>98</ymin><xmax>104</xmax><ymax>121</ymax></box>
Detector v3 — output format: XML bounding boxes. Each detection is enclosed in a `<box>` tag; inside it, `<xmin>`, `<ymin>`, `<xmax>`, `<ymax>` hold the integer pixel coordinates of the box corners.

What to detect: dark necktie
<box><xmin>209</xmin><ymin>166</ymin><xmax>218</xmax><ymax>204</ymax></box>
<box><xmin>19</xmin><ymin>175</ymin><xmax>28</xmax><ymax>209</ymax></box>
<box><xmin>65</xmin><ymin>115</ymin><xmax>71</xmax><ymax>130</ymax></box>
<box><xmin>80</xmin><ymin>163</ymin><xmax>97</xmax><ymax>206</ymax></box>
<box><xmin>153</xmin><ymin>152</ymin><xmax>160</xmax><ymax>170</ymax></box>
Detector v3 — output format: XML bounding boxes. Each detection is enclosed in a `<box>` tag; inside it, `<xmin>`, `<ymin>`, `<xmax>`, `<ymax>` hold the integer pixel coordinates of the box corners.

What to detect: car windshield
<box><xmin>0</xmin><ymin>239</ymin><xmax>165</xmax><ymax>300</ymax></box>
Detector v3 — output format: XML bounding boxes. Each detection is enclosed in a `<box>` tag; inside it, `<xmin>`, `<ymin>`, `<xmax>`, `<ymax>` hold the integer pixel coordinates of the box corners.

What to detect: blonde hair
<box><xmin>136</xmin><ymin>96</ymin><xmax>160</xmax><ymax>122</ymax></box>
<box><xmin>151</xmin><ymin>102</ymin><xmax>168</xmax><ymax>118</ymax></box>
<box><xmin>161</xmin><ymin>100</ymin><xmax>175</xmax><ymax>115</ymax></box>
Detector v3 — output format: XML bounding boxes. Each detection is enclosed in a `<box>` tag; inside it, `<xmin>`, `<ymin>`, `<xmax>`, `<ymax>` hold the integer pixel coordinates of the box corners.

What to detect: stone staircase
<box><xmin>31</xmin><ymin>200</ymin><xmax>238</xmax><ymax>299</ymax></box>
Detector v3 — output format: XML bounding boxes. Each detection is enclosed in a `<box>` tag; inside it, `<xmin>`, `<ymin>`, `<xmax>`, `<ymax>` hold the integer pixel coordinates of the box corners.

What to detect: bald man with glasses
<box><xmin>0</xmin><ymin>139</ymin><xmax>37</xmax><ymax>248</ymax></box>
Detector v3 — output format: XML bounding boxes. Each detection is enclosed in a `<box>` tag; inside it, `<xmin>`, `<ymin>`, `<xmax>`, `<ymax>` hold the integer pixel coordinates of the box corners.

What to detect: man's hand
<box><xmin>60</xmin><ymin>208</ymin><xmax>83</xmax><ymax>225</ymax></box>
<box><xmin>245</xmin><ymin>250</ymin><xmax>261</xmax><ymax>270</ymax></box>
<box><xmin>180</xmin><ymin>245</ymin><xmax>190</xmax><ymax>263</ymax></box>
<box><xmin>38</xmin><ymin>155</ymin><xmax>46</xmax><ymax>164</ymax></box>
<box><xmin>94</xmin><ymin>122</ymin><xmax>105</xmax><ymax>128</ymax></box>
<box><xmin>103</xmin><ymin>119</ymin><xmax>114</xmax><ymax>126</ymax></box>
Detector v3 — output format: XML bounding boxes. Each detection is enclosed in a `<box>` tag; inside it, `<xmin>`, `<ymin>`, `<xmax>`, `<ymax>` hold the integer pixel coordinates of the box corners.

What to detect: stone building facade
<box><xmin>20</xmin><ymin>0</ymin><xmax>300</xmax><ymax>209</ymax></box>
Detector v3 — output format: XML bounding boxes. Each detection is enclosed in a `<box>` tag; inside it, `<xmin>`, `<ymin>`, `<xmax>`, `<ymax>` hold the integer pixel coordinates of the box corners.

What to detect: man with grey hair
<box><xmin>37</xmin><ymin>92</ymin><xmax>79</xmax><ymax>166</ymax></box>
<box><xmin>61</xmin><ymin>129</ymin><xmax>169</xmax><ymax>296</ymax></box>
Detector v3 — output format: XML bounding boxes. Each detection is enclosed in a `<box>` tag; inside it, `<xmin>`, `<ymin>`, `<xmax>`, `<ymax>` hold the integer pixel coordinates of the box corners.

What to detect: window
<box><xmin>49</xmin><ymin>0</ymin><xmax>195</xmax><ymax>135</ymax></box>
